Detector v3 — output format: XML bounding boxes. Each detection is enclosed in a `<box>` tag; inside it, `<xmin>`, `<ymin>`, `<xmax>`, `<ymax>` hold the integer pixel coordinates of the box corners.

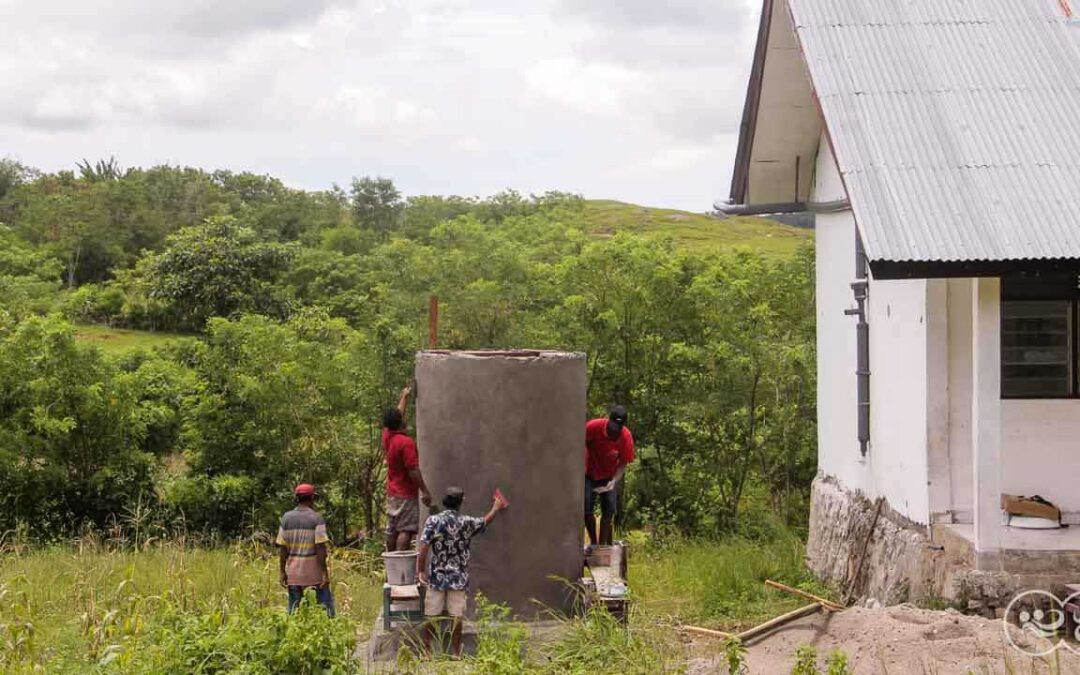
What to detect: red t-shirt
<box><xmin>585</xmin><ymin>418</ymin><xmax>634</xmax><ymax>481</ymax></box>
<box><xmin>384</xmin><ymin>428</ymin><xmax>420</xmax><ymax>499</ymax></box>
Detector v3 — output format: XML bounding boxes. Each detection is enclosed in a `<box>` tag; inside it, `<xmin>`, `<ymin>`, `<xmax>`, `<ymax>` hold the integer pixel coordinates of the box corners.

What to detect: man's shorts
<box><xmin>385</xmin><ymin>495</ymin><xmax>420</xmax><ymax>536</ymax></box>
<box><xmin>585</xmin><ymin>477</ymin><xmax>618</xmax><ymax>517</ymax></box>
<box><xmin>424</xmin><ymin>589</ymin><xmax>467</xmax><ymax>617</ymax></box>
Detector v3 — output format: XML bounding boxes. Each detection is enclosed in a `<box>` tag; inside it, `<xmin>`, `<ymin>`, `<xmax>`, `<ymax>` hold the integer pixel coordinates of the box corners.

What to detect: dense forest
<box><xmin>0</xmin><ymin>158</ymin><xmax>817</xmax><ymax>543</ymax></box>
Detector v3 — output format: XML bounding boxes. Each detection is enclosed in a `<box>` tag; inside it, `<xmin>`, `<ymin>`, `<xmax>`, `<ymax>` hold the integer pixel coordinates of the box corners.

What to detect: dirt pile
<box><xmin>688</xmin><ymin>604</ymin><xmax>1080</xmax><ymax>674</ymax></box>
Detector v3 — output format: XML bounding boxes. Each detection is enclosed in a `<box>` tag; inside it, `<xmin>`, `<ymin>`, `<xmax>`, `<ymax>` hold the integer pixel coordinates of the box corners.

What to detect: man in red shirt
<box><xmin>584</xmin><ymin>405</ymin><xmax>634</xmax><ymax>546</ymax></box>
<box><xmin>384</xmin><ymin>383</ymin><xmax>432</xmax><ymax>551</ymax></box>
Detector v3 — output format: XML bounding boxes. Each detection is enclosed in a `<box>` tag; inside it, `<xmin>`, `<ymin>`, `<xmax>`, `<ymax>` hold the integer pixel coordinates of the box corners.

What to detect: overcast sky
<box><xmin>1</xmin><ymin>0</ymin><xmax>758</xmax><ymax>211</ymax></box>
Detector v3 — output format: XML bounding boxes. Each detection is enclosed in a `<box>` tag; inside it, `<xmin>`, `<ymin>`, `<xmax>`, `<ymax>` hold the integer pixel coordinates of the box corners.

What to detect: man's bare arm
<box><xmin>416</xmin><ymin>541</ymin><xmax>430</xmax><ymax>584</ymax></box>
<box><xmin>594</xmin><ymin>461</ymin><xmax>627</xmax><ymax>493</ymax></box>
<box><xmin>483</xmin><ymin>497</ymin><xmax>508</xmax><ymax>526</ymax></box>
<box><xmin>315</xmin><ymin>542</ymin><xmax>329</xmax><ymax>587</ymax></box>
<box><xmin>396</xmin><ymin>385</ymin><xmax>411</xmax><ymax>418</ymax></box>
<box><xmin>408</xmin><ymin>468</ymin><xmax>432</xmax><ymax>505</ymax></box>
<box><xmin>278</xmin><ymin>546</ymin><xmax>289</xmax><ymax>587</ymax></box>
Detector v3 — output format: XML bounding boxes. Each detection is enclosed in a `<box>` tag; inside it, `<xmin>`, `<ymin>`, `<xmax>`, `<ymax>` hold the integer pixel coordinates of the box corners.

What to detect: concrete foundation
<box><xmin>415</xmin><ymin>350</ymin><xmax>586</xmax><ymax>618</ymax></box>
<box><xmin>807</xmin><ymin>475</ymin><xmax>1080</xmax><ymax>614</ymax></box>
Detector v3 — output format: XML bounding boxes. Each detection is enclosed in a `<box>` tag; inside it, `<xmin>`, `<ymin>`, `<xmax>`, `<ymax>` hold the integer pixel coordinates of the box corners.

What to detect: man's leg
<box><xmin>451</xmin><ymin>617</ymin><xmax>463</xmax><ymax>657</ymax></box>
<box><xmin>584</xmin><ymin>478</ymin><xmax>598</xmax><ymax>546</ymax></box>
<box><xmin>287</xmin><ymin>586</ymin><xmax>303</xmax><ymax>613</ymax></box>
<box><xmin>315</xmin><ymin>586</ymin><xmax>336</xmax><ymax>618</ymax></box>
<box><xmin>598</xmin><ymin>488</ymin><xmax>618</xmax><ymax>545</ymax></box>
<box><xmin>423</xmin><ymin>590</ymin><xmax>446</xmax><ymax>654</ymax></box>
<box><xmin>385</xmin><ymin>496</ymin><xmax>402</xmax><ymax>551</ymax></box>
<box><xmin>447</xmin><ymin>591</ymin><xmax>467</xmax><ymax>657</ymax></box>
<box><xmin>394</xmin><ymin>498</ymin><xmax>420</xmax><ymax>551</ymax></box>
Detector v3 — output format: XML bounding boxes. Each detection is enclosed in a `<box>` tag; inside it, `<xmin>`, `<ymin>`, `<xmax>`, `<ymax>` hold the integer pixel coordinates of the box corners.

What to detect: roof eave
<box><xmin>869</xmin><ymin>258</ymin><xmax>1080</xmax><ymax>280</ymax></box>
<box><xmin>729</xmin><ymin>0</ymin><xmax>775</xmax><ymax>204</ymax></box>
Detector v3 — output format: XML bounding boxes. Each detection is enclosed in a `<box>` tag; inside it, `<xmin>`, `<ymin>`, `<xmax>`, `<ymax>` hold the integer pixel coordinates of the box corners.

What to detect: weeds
<box><xmin>632</xmin><ymin>531</ymin><xmax>837</xmax><ymax>630</ymax></box>
<box><xmin>0</xmin><ymin>540</ymin><xmax>379</xmax><ymax>673</ymax></box>
<box><xmin>792</xmin><ymin>645</ymin><xmax>819</xmax><ymax>675</ymax></box>
<box><xmin>723</xmin><ymin>637</ymin><xmax>747</xmax><ymax>674</ymax></box>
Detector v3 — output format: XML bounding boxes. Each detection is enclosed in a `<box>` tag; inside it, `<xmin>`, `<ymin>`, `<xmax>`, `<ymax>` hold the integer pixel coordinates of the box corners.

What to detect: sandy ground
<box><xmin>685</xmin><ymin>604</ymin><xmax>1080</xmax><ymax>674</ymax></box>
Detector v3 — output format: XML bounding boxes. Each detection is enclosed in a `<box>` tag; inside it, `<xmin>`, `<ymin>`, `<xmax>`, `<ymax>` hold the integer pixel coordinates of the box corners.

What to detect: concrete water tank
<box><xmin>415</xmin><ymin>350</ymin><xmax>585</xmax><ymax>617</ymax></box>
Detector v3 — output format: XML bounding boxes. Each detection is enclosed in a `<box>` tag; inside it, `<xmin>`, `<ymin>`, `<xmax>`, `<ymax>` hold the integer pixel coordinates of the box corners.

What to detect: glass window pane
<box><xmin>1001</xmin><ymin>300</ymin><xmax>1073</xmax><ymax>397</ymax></box>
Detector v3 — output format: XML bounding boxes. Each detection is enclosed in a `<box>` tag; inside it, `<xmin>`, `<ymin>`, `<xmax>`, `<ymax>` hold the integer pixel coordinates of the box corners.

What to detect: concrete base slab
<box><xmin>357</xmin><ymin>612</ymin><xmax>568</xmax><ymax>666</ymax></box>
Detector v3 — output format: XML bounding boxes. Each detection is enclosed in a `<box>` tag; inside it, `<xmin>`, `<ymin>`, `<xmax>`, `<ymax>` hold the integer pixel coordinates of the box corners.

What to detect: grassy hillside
<box><xmin>74</xmin><ymin>325</ymin><xmax>191</xmax><ymax>354</ymax></box>
<box><xmin>72</xmin><ymin>200</ymin><xmax>809</xmax><ymax>353</ymax></box>
<box><xmin>583</xmin><ymin>200</ymin><xmax>811</xmax><ymax>256</ymax></box>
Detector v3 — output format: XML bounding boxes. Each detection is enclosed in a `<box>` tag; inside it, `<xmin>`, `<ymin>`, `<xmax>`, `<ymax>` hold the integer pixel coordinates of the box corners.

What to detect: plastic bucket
<box><xmin>382</xmin><ymin>550</ymin><xmax>418</xmax><ymax>585</ymax></box>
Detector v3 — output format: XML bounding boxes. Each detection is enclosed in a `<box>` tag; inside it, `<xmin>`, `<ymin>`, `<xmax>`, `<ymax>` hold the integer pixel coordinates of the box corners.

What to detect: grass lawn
<box><xmin>73</xmin><ymin>324</ymin><xmax>194</xmax><ymax>354</ymax></box>
<box><xmin>582</xmin><ymin>200</ymin><xmax>811</xmax><ymax>257</ymax></box>
<box><xmin>0</xmin><ymin>533</ymin><xmax>837</xmax><ymax>673</ymax></box>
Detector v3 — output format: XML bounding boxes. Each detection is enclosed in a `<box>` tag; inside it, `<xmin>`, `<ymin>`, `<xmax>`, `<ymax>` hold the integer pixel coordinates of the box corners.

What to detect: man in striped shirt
<box><xmin>277</xmin><ymin>483</ymin><xmax>335</xmax><ymax>616</ymax></box>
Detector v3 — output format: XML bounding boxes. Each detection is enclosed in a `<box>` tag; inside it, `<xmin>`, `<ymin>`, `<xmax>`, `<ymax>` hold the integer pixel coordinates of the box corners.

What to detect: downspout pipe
<box><xmin>712</xmin><ymin>199</ymin><xmax>851</xmax><ymax>216</ymax></box>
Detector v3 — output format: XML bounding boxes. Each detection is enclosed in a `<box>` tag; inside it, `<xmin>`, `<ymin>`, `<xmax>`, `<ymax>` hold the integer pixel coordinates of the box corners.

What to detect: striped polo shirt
<box><xmin>276</xmin><ymin>505</ymin><xmax>329</xmax><ymax>587</ymax></box>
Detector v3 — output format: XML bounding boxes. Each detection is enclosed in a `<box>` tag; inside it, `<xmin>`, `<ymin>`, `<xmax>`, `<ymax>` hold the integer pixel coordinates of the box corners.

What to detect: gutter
<box><xmin>713</xmin><ymin>199</ymin><xmax>851</xmax><ymax>216</ymax></box>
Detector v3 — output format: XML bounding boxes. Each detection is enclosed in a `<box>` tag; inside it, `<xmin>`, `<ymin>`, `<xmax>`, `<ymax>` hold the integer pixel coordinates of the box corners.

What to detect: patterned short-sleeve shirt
<box><xmin>420</xmin><ymin>509</ymin><xmax>486</xmax><ymax>591</ymax></box>
<box><xmin>275</xmin><ymin>505</ymin><xmax>329</xmax><ymax>587</ymax></box>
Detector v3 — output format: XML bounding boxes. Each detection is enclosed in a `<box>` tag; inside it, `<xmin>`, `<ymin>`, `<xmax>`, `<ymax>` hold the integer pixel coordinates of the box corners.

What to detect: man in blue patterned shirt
<box><xmin>415</xmin><ymin>486</ymin><xmax>507</xmax><ymax>656</ymax></box>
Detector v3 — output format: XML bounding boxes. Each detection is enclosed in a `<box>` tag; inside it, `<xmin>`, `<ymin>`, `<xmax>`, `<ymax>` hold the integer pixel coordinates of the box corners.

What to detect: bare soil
<box><xmin>686</xmin><ymin>604</ymin><xmax>1080</xmax><ymax>674</ymax></box>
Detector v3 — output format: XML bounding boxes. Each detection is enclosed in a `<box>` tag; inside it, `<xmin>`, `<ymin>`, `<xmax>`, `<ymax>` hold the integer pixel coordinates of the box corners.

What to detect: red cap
<box><xmin>294</xmin><ymin>483</ymin><xmax>316</xmax><ymax>497</ymax></box>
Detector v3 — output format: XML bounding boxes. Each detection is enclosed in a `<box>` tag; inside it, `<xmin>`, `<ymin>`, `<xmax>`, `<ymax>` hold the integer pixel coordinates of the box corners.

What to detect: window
<box><xmin>1001</xmin><ymin>275</ymin><xmax>1080</xmax><ymax>398</ymax></box>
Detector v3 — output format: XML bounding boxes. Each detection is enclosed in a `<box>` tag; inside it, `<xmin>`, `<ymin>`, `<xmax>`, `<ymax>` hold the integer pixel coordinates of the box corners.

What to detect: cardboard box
<box><xmin>1001</xmin><ymin>494</ymin><xmax>1061</xmax><ymax>521</ymax></box>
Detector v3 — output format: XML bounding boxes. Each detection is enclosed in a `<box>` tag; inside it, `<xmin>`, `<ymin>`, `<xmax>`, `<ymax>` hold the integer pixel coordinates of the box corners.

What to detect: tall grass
<box><xmin>631</xmin><ymin>529</ymin><xmax>836</xmax><ymax>630</ymax></box>
<box><xmin>0</xmin><ymin>539</ymin><xmax>381</xmax><ymax>672</ymax></box>
<box><xmin>0</xmin><ymin>530</ymin><xmax>835</xmax><ymax>672</ymax></box>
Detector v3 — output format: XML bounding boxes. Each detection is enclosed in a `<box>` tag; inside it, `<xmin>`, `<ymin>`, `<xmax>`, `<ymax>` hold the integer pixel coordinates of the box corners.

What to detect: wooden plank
<box><xmin>390</xmin><ymin>584</ymin><xmax>420</xmax><ymax>600</ymax></box>
<box><xmin>681</xmin><ymin>625</ymin><xmax>735</xmax><ymax>639</ymax></box>
<box><xmin>736</xmin><ymin>603</ymin><xmax>821</xmax><ymax>643</ymax></box>
<box><xmin>764</xmin><ymin>580</ymin><xmax>844</xmax><ymax>611</ymax></box>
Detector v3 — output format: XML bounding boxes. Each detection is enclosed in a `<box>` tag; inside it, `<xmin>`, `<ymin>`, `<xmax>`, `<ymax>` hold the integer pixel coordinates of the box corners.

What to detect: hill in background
<box><xmin>583</xmin><ymin>200</ymin><xmax>810</xmax><ymax>256</ymax></box>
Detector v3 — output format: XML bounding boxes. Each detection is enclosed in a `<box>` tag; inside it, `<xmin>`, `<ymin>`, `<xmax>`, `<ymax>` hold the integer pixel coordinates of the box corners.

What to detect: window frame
<box><xmin>1000</xmin><ymin>275</ymin><xmax>1080</xmax><ymax>400</ymax></box>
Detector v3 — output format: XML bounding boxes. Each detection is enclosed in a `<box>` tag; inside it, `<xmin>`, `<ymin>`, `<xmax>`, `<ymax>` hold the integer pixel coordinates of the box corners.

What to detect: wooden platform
<box><xmin>382</xmin><ymin>583</ymin><xmax>425</xmax><ymax>630</ymax></box>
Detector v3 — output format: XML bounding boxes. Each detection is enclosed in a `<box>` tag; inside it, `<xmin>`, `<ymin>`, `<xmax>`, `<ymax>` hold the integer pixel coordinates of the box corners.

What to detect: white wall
<box><xmin>926</xmin><ymin>280</ymin><xmax>951</xmax><ymax>519</ymax></box>
<box><xmin>866</xmin><ymin>276</ymin><xmax>931</xmax><ymax>523</ymax></box>
<box><xmin>812</xmin><ymin>134</ymin><xmax>931</xmax><ymax>524</ymax></box>
<box><xmin>942</xmin><ymin>281</ymin><xmax>1080</xmax><ymax>523</ymax></box>
<box><xmin>814</xmin><ymin>136</ymin><xmax>861</xmax><ymax>486</ymax></box>
<box><xmin>1002</xmin><ymin>401</ymin><xmax>1080</xmax><ymax>516</ymax></box>
<box><xmin>946</xmin><ymin>279</ymin><xmax>973</xmax><ymax>520</ymax></box>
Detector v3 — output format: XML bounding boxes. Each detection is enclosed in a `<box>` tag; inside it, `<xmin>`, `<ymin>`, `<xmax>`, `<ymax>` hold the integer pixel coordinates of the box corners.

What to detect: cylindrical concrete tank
<box><xmin>415</xmin><ymin>350</ymin><xmax>585</xmax><ymax>617</ymax></box>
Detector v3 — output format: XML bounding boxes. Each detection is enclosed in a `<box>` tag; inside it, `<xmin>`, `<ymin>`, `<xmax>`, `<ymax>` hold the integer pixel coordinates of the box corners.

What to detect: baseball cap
<box><xmin>294</xmin><ymin>483</ymin><xmax>317</xmax><ymax>497</ymax></box>
<box><xmin>607</xmin><ymin>405</ymin><xmax>627</xmax><ymax>435</ymax></box>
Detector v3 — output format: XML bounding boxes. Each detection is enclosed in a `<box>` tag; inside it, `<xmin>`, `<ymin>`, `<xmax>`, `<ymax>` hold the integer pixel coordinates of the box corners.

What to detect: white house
<box><xmin>724</xmin><ymin>0</ymin><xmax>1080</xmax><ymax>606</ymax></box>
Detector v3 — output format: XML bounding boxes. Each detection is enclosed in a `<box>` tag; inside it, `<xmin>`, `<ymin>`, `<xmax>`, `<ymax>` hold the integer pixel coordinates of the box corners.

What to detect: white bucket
<box><xmin>382</xmin><ymin>550</ymin><xmax>418</xmax><ymax>585</ymax></box>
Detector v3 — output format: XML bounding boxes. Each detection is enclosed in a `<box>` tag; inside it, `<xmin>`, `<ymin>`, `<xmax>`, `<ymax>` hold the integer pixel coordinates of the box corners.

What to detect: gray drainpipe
<box><xmin>844</xmin><ymin>233</ymin><xmax>870</xmax><ymax>455</ymax></box>
<box><xmin>712</xmin><ymin>199</ymin><xmax>851</xmax><ymax>216</ymax></box>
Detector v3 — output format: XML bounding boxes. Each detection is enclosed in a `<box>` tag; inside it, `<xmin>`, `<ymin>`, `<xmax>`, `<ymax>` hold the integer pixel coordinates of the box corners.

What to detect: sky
<box><xmin>0</xmin><ymin>0</ymin><xmax>760</xmax><ymax>211</ymax></box>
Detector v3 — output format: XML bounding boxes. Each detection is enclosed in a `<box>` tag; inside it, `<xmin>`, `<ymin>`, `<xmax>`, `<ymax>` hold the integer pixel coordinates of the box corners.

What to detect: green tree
<box><xmin>350</xmin><ymin>176</ymin><xmax>403</xmax><ymax>239</ymax></box>
<box><xmin>134</xmin><ymin>216</ymin><xmax>296</xmax><ymax>330</ymax></box>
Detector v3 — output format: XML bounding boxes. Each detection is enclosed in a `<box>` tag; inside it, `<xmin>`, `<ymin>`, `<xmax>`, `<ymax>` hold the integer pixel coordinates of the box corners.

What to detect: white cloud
<box><xmin>0</xmin><ymin>0</ymin><xmax>761</xmax><ymax>210</ymax></box>
<box><xmin>525</xmin><ymin>59</ymin><xmax>643</xmax><ymax>117</ymax></box>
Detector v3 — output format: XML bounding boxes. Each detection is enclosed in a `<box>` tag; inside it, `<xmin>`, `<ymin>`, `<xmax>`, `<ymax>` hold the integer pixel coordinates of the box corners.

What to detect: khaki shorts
<box><xmin>385</xmin><ymin>496</ymin><xmax>420</xmax><ymax>536</ymax></box>
<box><xmin>424</xmin><ymin>589</ymin><xmax>467</xmax><ymax>617</ymax></box>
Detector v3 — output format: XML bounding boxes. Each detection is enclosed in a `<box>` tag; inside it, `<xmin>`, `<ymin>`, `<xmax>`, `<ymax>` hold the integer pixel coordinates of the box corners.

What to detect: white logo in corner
<box><xmin>1002</xmin><ymin>590</ymin><xmax>1080</xmax><ymax>656</ymax></box>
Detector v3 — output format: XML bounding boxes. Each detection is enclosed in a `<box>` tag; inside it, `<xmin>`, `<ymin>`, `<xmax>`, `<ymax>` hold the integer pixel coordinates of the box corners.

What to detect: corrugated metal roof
<box><xmin>788</xmin><ymin>0</ymin><xmax>1080</xmax><ymax>264</ymax></box>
